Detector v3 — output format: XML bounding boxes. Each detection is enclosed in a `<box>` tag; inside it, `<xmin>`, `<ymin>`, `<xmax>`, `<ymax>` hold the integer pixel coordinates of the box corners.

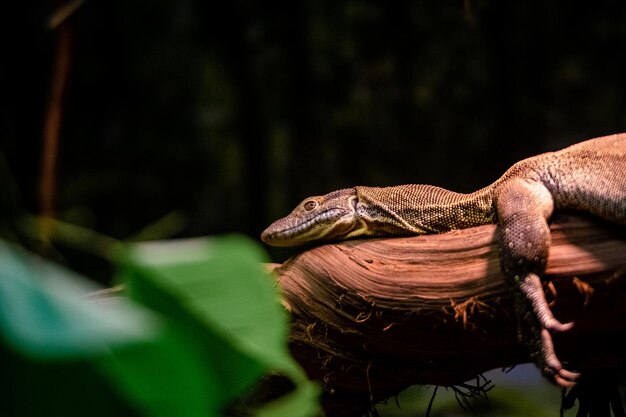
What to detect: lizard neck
<box><xmin>354</xmin><ymin>184</ymin><xmax>497</xmax><ymax>235</ymax></box>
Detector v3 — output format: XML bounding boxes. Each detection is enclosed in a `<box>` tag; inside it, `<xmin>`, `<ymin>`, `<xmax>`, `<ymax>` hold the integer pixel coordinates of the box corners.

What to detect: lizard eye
<box><xmin>303</xmin><ymin>200</ymin><xmax>318</xmax><ymax>211</ymax></box>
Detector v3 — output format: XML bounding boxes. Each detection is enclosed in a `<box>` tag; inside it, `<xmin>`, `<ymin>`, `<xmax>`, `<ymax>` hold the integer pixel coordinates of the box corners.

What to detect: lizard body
<box><xmin>261</xmin><ymin>133</ymin><xmax>626</xmax><ymax>386</ymax></box>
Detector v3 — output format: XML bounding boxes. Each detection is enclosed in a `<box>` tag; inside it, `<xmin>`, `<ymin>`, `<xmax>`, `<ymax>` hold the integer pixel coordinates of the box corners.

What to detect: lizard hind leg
<box><xmin>495</xmin><ymin>179</ymin><xmax>579</xmax><ymax>386</ymax></box>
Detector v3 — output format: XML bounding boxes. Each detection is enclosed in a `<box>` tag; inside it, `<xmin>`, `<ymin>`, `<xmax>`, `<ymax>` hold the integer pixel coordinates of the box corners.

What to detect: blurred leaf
<box><xmin>129</xmin><ymin>211</ymin><xmax>188</xmax><ymax>242</ymax></box>
<box><xmin>255</xmin><ymin>379</ymin><xmax>321</xmax><ymax>417</ymax></box>
<box><xmin>0</xmin><ymin>240</ymin><xmax>152</xmax><ymax>357</ymax></box>
<box><xmin>0</xmin><ymin>240</ymin><xmax>217</xmax><ymax>417</ymax></box>
<box><xmin>0</xmin><ymin>233</ymin><xmax>319</xmax><ymax>417</ymax></box>
<box><xmin>96</xmin><ymin>324</ymin><xmax>218</xmax><ymax>417</ymax></box>
<box><xmin>118</xmin><ymin>234</ymin><xmax>320</xmax><ymax>416</ymax></box>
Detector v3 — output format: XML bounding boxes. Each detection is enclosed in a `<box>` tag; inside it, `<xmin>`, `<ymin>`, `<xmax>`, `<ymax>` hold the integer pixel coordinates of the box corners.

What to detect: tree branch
<box><xmin>271</xmin><ymin>214</ymin><xmax>626</xmax><ymax>417</ymax></box>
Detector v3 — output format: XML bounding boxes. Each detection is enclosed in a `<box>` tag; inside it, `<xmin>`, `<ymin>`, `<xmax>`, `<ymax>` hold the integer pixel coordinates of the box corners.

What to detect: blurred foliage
<box><xmin>0</xmin><ymin>235</ymin><xmax>319</xmax><ymax>417</ymax></box>
<box><xmin>119</xmin><ymin>234</ymin><xmax>319</xmax><ymax>415</ymax></box>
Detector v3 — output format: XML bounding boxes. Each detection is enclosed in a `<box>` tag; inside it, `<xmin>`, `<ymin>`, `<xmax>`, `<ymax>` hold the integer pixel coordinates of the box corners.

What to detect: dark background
<box><xmin>2</xmin><ymin>1</ymin><xmax>626</xmax><ymax>281</ymax></box>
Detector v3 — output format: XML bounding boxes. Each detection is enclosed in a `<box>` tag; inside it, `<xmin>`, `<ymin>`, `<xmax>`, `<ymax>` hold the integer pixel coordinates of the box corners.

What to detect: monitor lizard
<box><xmin>261</xmin><ymin>132</ymin><xmax>626</xmax><ymax>387</ymax></box>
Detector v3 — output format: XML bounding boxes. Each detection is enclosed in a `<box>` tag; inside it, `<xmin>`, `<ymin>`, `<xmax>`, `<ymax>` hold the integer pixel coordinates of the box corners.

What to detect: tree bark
<box><xmin>270</xmin><ymin>214</ymin><xmax>626</xmax><ymax>417</ymax></box>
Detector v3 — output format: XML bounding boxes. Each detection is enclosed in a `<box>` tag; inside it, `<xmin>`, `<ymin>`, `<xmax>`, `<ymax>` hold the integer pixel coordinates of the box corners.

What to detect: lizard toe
<box><xmin>543</xmin><ymin>317</ymin><xmax>574</xmax><ymax>333</ymax></box>
<box><xmin>520</xmin><ymin>273</ymin><xmax>574</xmax><ymax>333</ymax></box>
<box><xmin>558</xmin><ymin>368</ymin><xmax>580</xmax><ymax>384</ymax></box>
<box><xmin>541</xmin><ymin>328</ymin><xmax>579</xmax><ymax>387</ymax></box>
<box><xmin>555</xmin><ymin>372</ymin><xmax>579</xmax><ymax>388</ymax></box>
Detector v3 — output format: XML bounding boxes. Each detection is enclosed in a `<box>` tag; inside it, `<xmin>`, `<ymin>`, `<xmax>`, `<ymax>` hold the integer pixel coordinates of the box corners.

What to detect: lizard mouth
<box><xmin>261</xmin><ymin>208</ymin><xmax>349</xmax><ymax>245</ymax></box>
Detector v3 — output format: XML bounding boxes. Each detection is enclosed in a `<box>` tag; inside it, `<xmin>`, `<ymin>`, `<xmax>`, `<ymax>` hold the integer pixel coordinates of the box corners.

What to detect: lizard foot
<box><xmin>518</xmin><ymin>273</ymin><xmax>579</xmax><ymax>386</ymax></box>
<box><xmin>519</xmin><ymin>273</ymin><xmax>574</xmax><ymax>333</ymax></box>
<box><xmin>540</xmin><ymin>328</ymin><xmax>580</xmax><ymax>387</ymax></box>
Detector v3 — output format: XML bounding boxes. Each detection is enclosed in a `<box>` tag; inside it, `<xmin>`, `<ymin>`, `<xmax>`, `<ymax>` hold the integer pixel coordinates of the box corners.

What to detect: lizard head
<box><xmin>261</xmin><ymin>188</ymin><xmax>363</xmax><ymax>247</ymax></box>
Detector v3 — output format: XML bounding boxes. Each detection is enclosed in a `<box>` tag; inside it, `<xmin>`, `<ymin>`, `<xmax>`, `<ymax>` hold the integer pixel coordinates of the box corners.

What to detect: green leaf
<box><xmin>0</xmin><ymin>240</ymin><xmax>218</xmax><ymax>417</ymax></box>
<box><xmin>118</xmin><ymin>234</ymin><xmax>320</xmax><ymax>415</ymax></box>
<box><xmin>0</xmin><ymin>234</ymin><xmax>319</xmax><ymax>417</ymax></box>
<box><xmin>255</xmin><ymin>377</ymin><xmax>321</xmax><ymax>417</ymax></box>
<box><xmin>96</xmin><ymin>325</ymin><xmax>218</xmax><ymax>417</ymax></box>
<box><xmin>0</xmin><ymin>240</ymin><xmax>153</xmax><ymax>357</ymax></box>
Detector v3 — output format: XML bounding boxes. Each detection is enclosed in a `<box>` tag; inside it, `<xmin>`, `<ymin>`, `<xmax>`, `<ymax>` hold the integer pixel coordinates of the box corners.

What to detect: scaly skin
<box><xmin>261</xmin><ymin>133</ymin><xmax>626</xmax><ymax>386</ymax></box>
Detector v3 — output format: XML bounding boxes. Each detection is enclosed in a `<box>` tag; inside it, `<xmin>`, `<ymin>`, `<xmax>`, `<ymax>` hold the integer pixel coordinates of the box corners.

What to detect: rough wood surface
<box><xmin>270</xmin><ymin>214</ymin><xmax>626</xmax><ymax>417</ymax></box>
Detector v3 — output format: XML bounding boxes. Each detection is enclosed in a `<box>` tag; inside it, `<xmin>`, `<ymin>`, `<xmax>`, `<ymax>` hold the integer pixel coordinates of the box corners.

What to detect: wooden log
<box><xmin>270</xmin><ymin>214</ymin><xmax>626</xmax><ymax>417</ymax></box>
